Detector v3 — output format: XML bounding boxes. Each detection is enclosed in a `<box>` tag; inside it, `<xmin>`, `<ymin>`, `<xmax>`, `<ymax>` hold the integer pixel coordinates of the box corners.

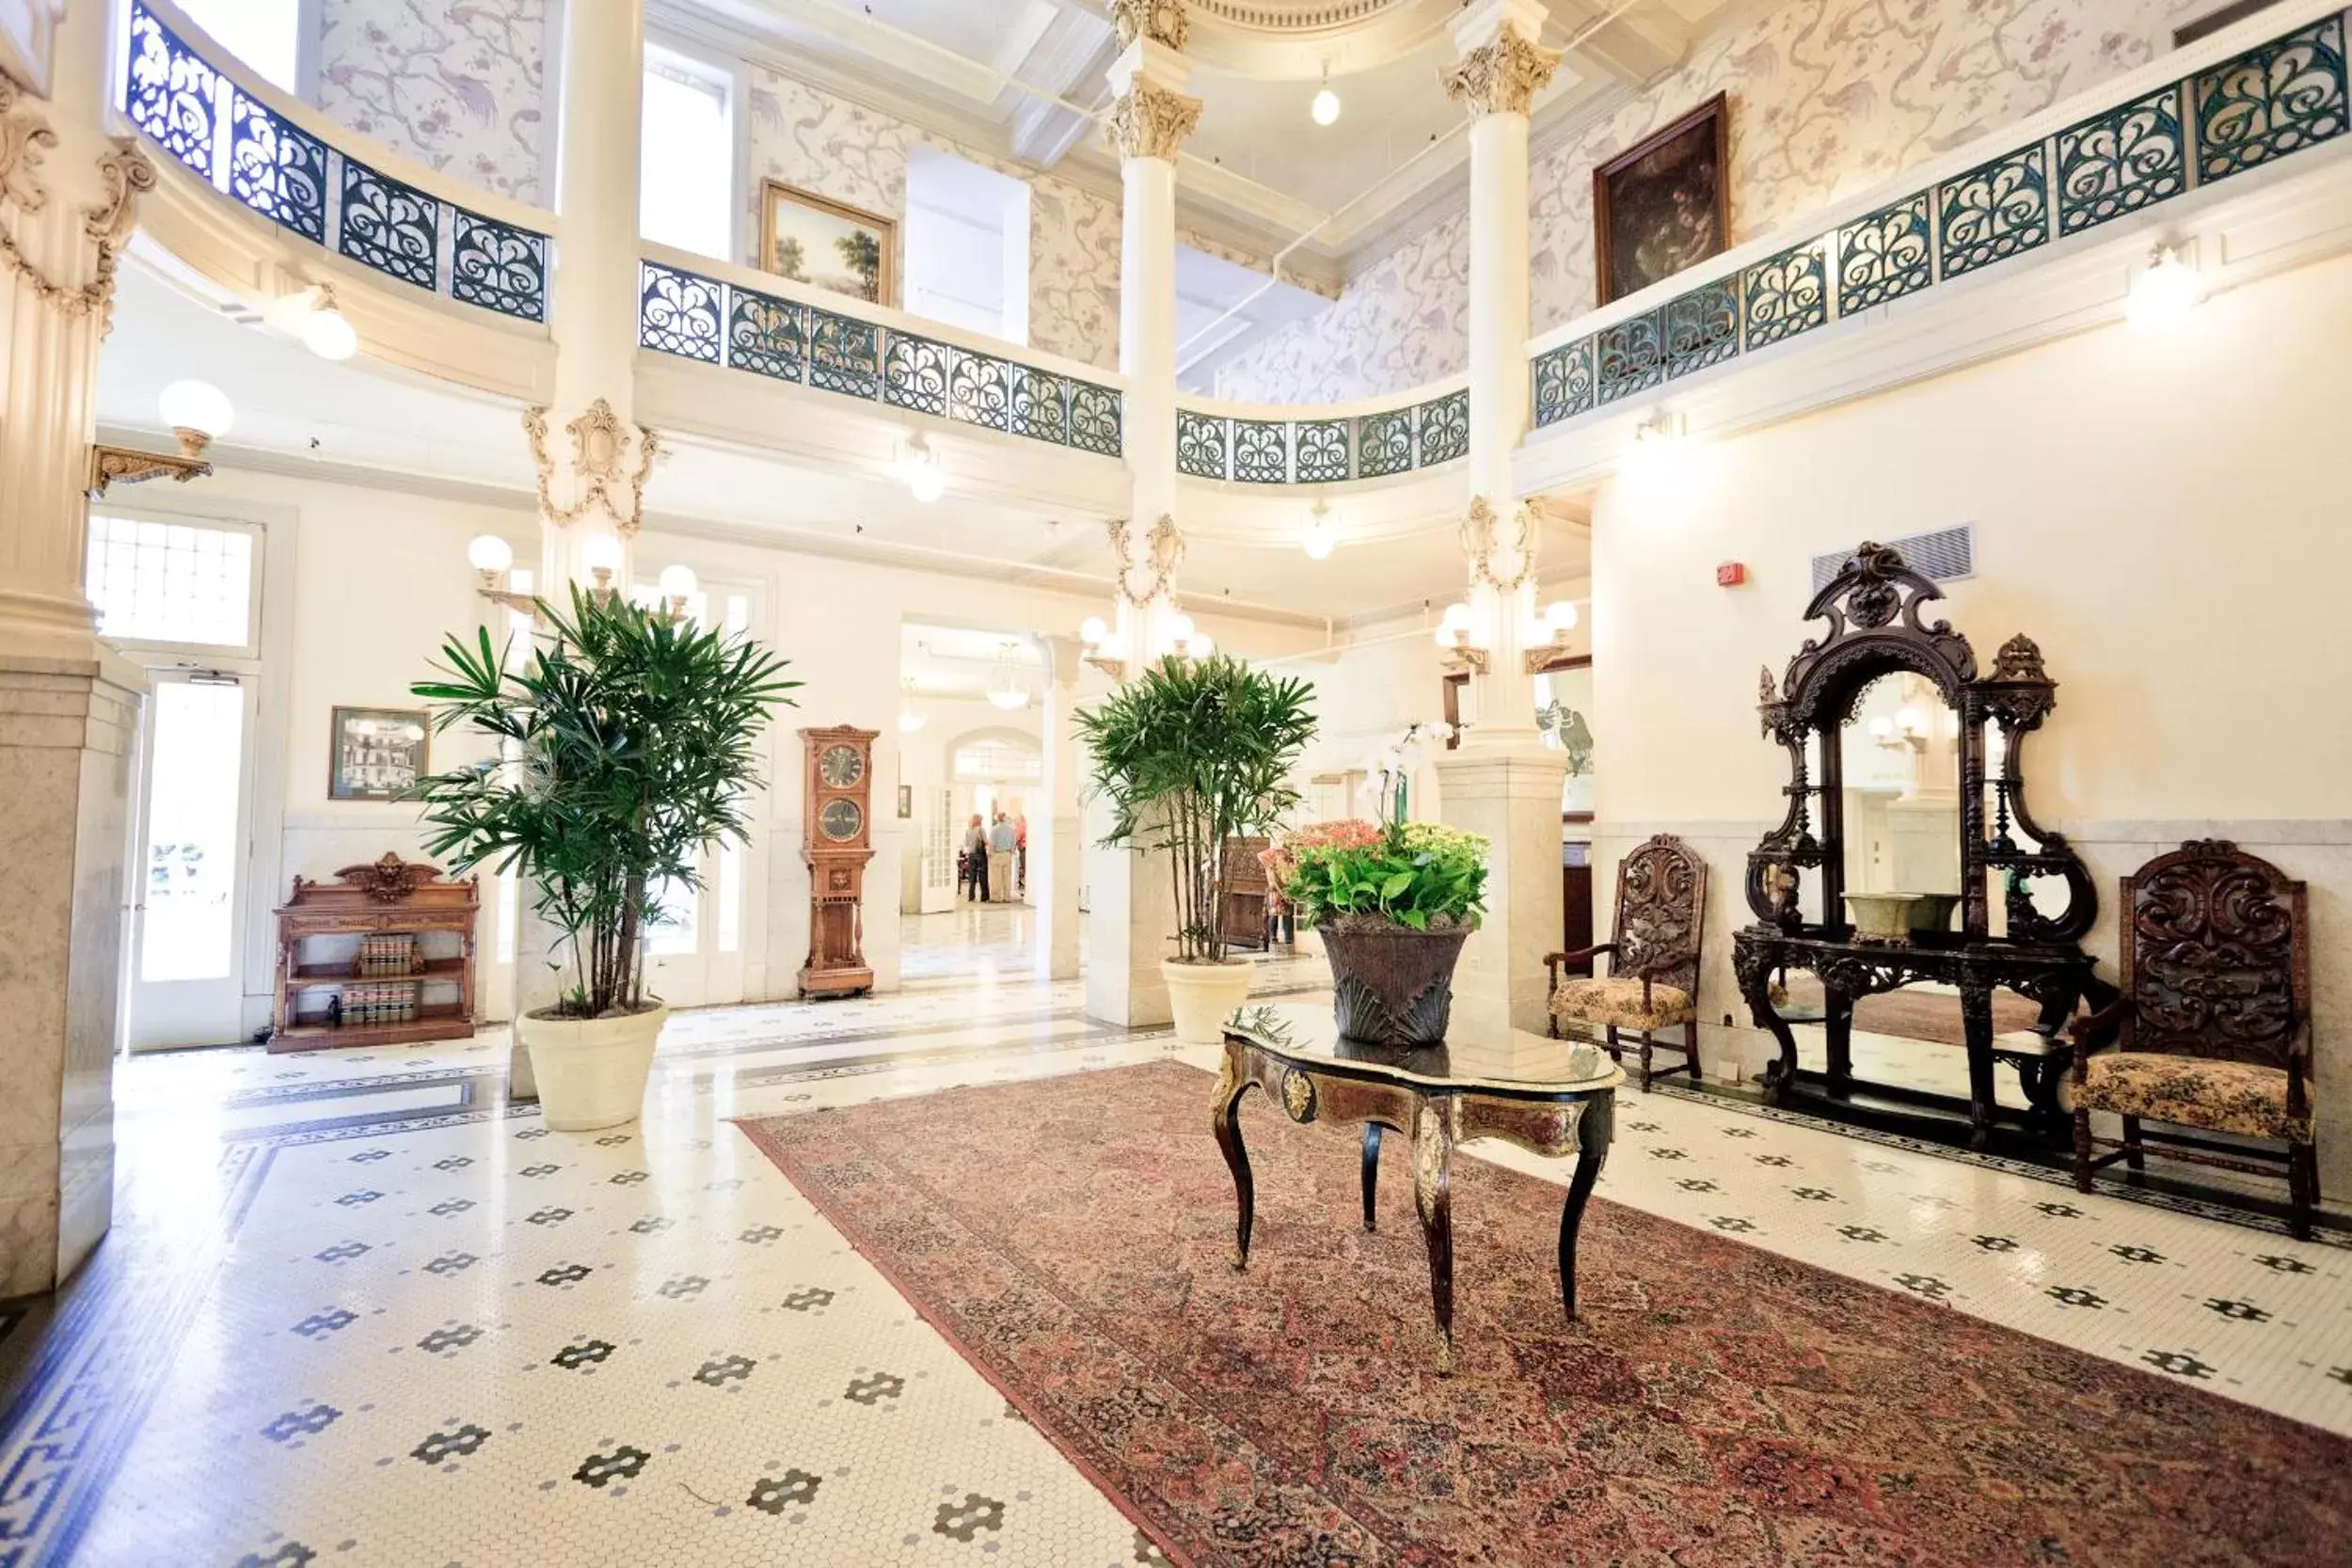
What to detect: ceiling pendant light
<box><xmin>987</xmin><ymin>640</ymin><xmax>1030</xmax><ymax>710</ymax></box>
<box><xmin>1311</xmin><ymin>63</ymin><xmax>1340</xmax><ymax>127</ymax></box>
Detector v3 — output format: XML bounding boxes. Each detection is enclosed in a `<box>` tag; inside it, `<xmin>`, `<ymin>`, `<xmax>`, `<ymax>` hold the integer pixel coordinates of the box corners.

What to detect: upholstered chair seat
<box><xmin>1550</xmin><ymin>976</ymin><xmax>1694</xmax><ymax>1033</ymax></box>
<box><xmin>2077</xmin><ymin>1053</ymin><xmax>2310</xmax><ymax>1142</ymax></box>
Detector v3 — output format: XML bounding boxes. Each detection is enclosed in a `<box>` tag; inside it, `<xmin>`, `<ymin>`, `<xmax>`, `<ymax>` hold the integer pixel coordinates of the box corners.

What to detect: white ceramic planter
<box><xmin>1162</xmin><ymin>958</ymin><xmax>1255</xmax><ymax>1045</ymax></box>
<box><xmin>518</xmin><ymin>1003</ymin><xmax>670</xmax><ymax>1132</ymax></box>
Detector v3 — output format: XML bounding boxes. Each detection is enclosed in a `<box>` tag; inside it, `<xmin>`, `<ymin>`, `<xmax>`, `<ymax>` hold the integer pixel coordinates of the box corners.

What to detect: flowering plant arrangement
<box><xmin>1264</xmin><ymin>818</ymin><xmax>1489</xmax><ymax>933</ymax></box>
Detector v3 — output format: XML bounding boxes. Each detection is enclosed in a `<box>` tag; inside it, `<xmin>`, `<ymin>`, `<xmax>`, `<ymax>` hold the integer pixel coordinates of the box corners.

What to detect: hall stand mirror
<box><xmin>1732</xmin><ymin>544</ymin><xmax>2115</xmax><ymax>1148</ymax></box>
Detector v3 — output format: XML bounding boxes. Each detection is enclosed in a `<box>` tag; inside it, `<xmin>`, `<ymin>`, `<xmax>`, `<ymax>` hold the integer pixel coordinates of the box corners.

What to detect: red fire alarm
<box><xmin>1716</xmin><ymin>561</ymin><xmax>1748</xmax><ymax>587</ymax></box>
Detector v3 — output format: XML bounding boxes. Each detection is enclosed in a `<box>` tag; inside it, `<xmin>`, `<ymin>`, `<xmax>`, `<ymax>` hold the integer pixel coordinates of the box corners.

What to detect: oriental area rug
<box><xmin>739</xmin><ymin>1061</ymin><xmax>2350</xmax><ymax>1567</ymax></box>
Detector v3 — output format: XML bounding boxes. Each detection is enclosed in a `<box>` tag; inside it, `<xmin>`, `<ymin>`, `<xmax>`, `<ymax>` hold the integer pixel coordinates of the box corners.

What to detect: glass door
<box><xmin>128</xmin><ymin>670</ymin><xmax>258</xmax><ymax>1048</ymax></box>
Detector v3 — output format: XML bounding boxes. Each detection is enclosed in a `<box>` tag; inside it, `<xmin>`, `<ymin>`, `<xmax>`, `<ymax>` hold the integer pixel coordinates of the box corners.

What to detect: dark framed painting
<box><xmin>759</xmin><ymin>179</ymin><xmax>897</xmax><ymax>308</ymax></box>
<box><xmin>1593</xmin><ymin>93</ymin><xmax>1729</xmax><ymax>306</ymax></box>
<box><xmin>329</xmin><ymin>706</ymin><xmax>429</xmax><ymax>801</ymax></box>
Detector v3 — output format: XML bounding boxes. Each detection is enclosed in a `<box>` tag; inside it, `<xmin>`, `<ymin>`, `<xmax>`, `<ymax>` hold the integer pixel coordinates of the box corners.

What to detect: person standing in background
<box><xmin>1013</xmin><ymin>813</ymin><xmax>1029</xmax><ymax>897</ymax></box>
<box><xmin>963</xmin><ymin>814</ymin><xmax>990</xmax><ymax>902</ymax></box>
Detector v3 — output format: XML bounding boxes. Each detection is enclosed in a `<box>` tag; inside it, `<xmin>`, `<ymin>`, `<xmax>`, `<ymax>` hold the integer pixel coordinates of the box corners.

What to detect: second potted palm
<box><xmin>1074</xmin><ymin>653</ymin><xmax>1315</xmax><ymax>1044</ymax></box>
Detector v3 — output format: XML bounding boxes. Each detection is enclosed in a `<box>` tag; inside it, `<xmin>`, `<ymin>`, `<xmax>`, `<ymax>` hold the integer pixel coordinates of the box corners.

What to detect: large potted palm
<box><xmin>411</xmin><ymin>585</ymin><xmax>797</xmax><ymax>1130</ymax></box>
<box><xmin>1074</xmin><ymin>653</ymin><xmax>1315</xmax><ymax>1044</ymax></box>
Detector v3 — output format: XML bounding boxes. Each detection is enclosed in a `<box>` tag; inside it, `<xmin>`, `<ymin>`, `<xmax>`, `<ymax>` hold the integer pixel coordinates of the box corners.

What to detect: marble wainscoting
<box><xmin>1590</xmin><ymin>818</ymin><xmax>2352</xmax><ymax>1207</ymax></box>
<box><xmin>0</xmin><ymin>656</ymin><xmax>142</xmax><ymax>1296</ymax></box>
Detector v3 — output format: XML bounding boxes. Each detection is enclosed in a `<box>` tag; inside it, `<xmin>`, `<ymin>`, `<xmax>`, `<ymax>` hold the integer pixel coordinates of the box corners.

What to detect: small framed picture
<box><xmin>330</xmin><ymin>706</ymin><xmax>430</xmax><ymax>801</ymax></box>
<box><xmin>897</xmin><ymin>784</ymin><xmax>914</xmax><ymax>820</ymax></box>
<box><xmin>1593</xmin><ymin>93</ymin><xmax>1730</xmax><ymax>306</ymax></box>
<box><xmin>759</xmin><ymin>180</ymin><xmax>897</xmax><ymax>308</ymax></box>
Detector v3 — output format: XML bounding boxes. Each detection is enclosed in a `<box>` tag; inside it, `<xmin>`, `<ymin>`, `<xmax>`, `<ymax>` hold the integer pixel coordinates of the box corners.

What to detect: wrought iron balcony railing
<box><xmin>1531</xmin><ymin>10</ymin><xmax>2348</xmax><ymax>430</ymax></box>
<box><xmin>1173</xmin><ymin>388</ymin><xmax>1468</xmax><ymax>485</ymax></box>
<box><xmin>636</xmin><ymin>258</ymin><xmax>1124</xmax><ymax>458</ymax></box>
<box><xmin>119</xmin><ymin>0</ymin><xmax>551</xmax><ymax>324</ymax></box>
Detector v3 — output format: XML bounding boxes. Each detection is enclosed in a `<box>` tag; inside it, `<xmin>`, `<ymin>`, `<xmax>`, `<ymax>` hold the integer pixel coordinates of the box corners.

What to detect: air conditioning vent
<box><xmin>1810</xmin><ymin>525</ymin><xmax>1975</xmax><ymax>594</ymax></box>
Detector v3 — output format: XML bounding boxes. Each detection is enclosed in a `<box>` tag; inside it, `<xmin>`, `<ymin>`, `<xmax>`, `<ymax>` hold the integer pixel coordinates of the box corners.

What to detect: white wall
<box><xmin>1588</xmin><ymin>251</ymin><xmax>2352</xmax><ymax>1190</ymax></box>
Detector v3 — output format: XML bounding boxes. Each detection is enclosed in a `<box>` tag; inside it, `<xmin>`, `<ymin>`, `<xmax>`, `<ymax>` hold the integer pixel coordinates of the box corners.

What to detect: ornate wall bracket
<box><xmin>86</xmin><ymin>428</ymin><xmax>211</xmax><ymax>498</ymax></box>
<box><xmin>525</xmin><ymin>400</ymin><xmax>662</xmax><ymax>535</ymax></box>
<box><xmin>1104</xmin><ymin>78</ymin><xmax>1202</xmax><ymax>162</ymax></box>
<box><xmin>1440</xmin><ymin>26</ymin><xmax>1560</xmax><ymax>119</ymax></box>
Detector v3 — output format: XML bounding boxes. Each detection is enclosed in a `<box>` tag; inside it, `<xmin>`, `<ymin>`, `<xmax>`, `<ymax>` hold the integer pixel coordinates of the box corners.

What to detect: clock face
<box><xmin>818</xmin><ymin>744</ymin><xmax>866</xmax><ymax>789</ymax></box>
<box><xmin>819</xmin><ymin>797</ymin><xmax>864</xmax><ymax>843</ymax></box>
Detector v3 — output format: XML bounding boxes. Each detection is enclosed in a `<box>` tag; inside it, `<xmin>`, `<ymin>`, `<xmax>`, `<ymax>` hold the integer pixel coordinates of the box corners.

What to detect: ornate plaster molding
<box><xmin>0</xmin><ymin>74</ymin><xmax>57</xmax><ymax>211</ymax></box>
<box><xmin>525</xmin><ymin>399</ymin><xmax>663</xmax><ymax>536</ymax></box>
<box><xmin>1459</xmin><ymin>495</ymin><xmax>1537</xmax><ymax>592</ymax></box>
<box><xmin>1440</xmin><ymin>25</ymin><xmax>1560</xmax><ymax>119</ymax></box>
<box><xmin>0</xmin><ymin>129</ymin><xmax>152</xmax><ymax>329</ymax></box>
<box><xmin>1109</xmin><ymin>515</ymin><xmax>1184</xmax><ymax>606</ymax></box>
<box><xmin>1103</xmin><ymin>79</ymin><xmax>1202</xmax><ymax>163</ymax></box>
<box><xmin>1108</xmin><ymin>0</ymin><xmax>1189</xmax><ymax>52</ymax></box>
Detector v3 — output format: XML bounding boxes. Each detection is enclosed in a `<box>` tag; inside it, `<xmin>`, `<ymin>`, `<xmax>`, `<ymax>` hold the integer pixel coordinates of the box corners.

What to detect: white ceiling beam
<box><xmin>1547</xmin><ymin>0</ymin><xmax>1692</xmax><ymax>87</ymax></box>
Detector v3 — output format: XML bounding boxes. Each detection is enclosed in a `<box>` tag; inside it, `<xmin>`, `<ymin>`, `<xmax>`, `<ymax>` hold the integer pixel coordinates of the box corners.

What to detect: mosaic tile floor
<box><xmin>3</xmin><ymin>918</ymin><xmax>2346</xmax><ymax>1566</ymax></box>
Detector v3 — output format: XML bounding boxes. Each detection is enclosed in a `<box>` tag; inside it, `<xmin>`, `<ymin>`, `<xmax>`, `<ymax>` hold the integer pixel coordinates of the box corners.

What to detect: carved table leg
<box><xmin>1959</xmin><ymin>980</ymin><xmax>1997</xmax><ymax>1150</ymax></box>
<box><xmin>1824</xmin><ymin>989</ymin><xmax>1854</xmax><ymax>1092</ymax></box>
<box><xmin>1411</xmin><ymin>1098</ymin><xmax>1455</xmax><ymax>1374</ymax></box>
<box><xmin>1211</xmin><ymin>1043</ymin><xmax>1256</xmax><ymax>1270</ymax></box>
<box><xmin>1558</xmin><ymin>1092</ymin><xmax>1613</xmax><ymax>1323</ymax></box>
<box><xmin>1745</xmin><ymin>974</ymin><xmax>1801</xmax><ymax>1107</ymax></box>
<box><xmin>1360</xmin><ymin>1123</ymin><xmax>1381</xmax><ymax>1233</ymax></box>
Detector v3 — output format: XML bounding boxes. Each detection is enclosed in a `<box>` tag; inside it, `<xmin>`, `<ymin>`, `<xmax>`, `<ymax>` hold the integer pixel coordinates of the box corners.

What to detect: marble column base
<box><xmin>1434</xmin><ymin>739</ymin><xmax>1568</xmax><ymax>1038</ymax></box>
<box><xmin>0</xmin><ymin>654</ymin><xmax>142</xmax><ymax>1296</ymax></box>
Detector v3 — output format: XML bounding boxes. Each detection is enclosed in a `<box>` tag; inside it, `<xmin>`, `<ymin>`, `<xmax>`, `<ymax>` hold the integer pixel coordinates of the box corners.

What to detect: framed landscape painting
<box><xmin>759</xmin><ymin>180</ymin><xmax>897</xmax><ymax>308</ymax></box>
<box><xmin>329</xmin><ymin>706</ymin><xmax>429</xmax><ymax>801</ymax></box>
<box><xmin>1593</xmin><ymin>93</ymin><xmax>1729</xmax><ymax>306</ymax></box>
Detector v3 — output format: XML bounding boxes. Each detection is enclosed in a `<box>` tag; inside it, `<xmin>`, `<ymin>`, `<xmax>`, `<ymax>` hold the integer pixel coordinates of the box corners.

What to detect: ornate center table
<box><xmin>1216</xmin><ymin>1003</ymin><xmax>1622</xmax><ymax>1372</ymax></box>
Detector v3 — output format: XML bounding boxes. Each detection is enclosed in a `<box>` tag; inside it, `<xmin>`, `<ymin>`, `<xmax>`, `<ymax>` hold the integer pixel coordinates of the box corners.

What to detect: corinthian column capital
<box><xmin>1104</xmin><ymin>77</ymin><xmax>1201</xmax><ymax>163</ymax></box>
<box><xmin>1107</xmin><ymin>0</ymin><xmax>1188</xmax><ymax>53</ymax></box>
<box><xmin>1440</xmin><ymin>24</ymin><xmax>1561</xmax><ymax>119</ymax></box>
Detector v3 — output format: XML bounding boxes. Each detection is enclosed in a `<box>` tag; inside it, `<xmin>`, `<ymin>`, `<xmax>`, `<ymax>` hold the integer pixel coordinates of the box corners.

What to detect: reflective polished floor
<box><xmin>3</xmin><ymin>911</ymin><xmax>2346</xmax><ymax>1566</ymax></box>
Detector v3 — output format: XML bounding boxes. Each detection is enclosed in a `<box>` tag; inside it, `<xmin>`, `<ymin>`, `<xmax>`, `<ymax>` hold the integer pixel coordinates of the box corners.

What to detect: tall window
<box><xmin>641</xmin><ymin>43</ymin><xmax>735</xmax><ymax>260</ymax></box>
<box><xmin>904</xmin><ymin>145</ymin><xmax>1030</xmax><ymax>343</ymax></box>
<box><xmin>176</xmin><ymin>0</ymin><xmax>304</xmax><ymax>93</ymax></box>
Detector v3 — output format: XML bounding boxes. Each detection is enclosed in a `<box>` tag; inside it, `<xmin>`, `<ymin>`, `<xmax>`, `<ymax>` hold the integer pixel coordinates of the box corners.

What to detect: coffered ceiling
<box><xmin>656</xmin><ymin>0</ymin><xmax>1773</xmax><ymax>284</ymax></box>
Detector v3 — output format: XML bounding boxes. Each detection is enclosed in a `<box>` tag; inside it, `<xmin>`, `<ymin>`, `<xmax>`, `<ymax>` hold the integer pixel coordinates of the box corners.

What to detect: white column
<box><xmin>1085</xmin><ymin>12</ymin><xmax>1200</xmax><ymax>1028</ymax></box>
<box><xmin>532</xmin><ymin>0</ymin><xmax>653</xmax><ymax>597</ymax></box>
<box><xmin>512</xmin><ymin>0</ymin><xmax>655</xmax><ymax>1051</ymax></box>
<box><xmin>0</xmin><ymin>8</ymin><xmax>154</xmax><ymax>1291</ymax></box>
<box><xmin>1432</xmin><ymin>0</ymin><xmax>1566</xmax><ymax>1037</ymax></box>
<box><xmin>1033</xmin><ymin>636</ymin><xmax>1084</xmax><ymax>982</ymax></box>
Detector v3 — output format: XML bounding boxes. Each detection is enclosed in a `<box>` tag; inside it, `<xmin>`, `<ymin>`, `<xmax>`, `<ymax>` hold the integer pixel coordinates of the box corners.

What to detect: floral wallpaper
<box><xmin>1216</xmin><ymin>0</ymin><xmax>2213</xmax><ymax>405</ymax></box>
<box><xmin>746</xmin><ymin>70</ymin><xmax>1123</xmax><ymax>372</ymax></box>
<box><xmin>313</xmin><ymin>0</ymin><xmax>548</xmax><ymax>204</ymax></box>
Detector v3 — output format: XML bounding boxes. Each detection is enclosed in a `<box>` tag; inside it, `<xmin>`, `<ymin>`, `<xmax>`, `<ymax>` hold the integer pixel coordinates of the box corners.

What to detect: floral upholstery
<box><xmin>1550</xmin><ymin>976</ymin><xmax>1695</xmax><ymax>1033</ymax></box>
<box><xmin>2078</xmin><ymin>1052</ymin><xmax>2311</xmax><ymax>1142</ymax></box>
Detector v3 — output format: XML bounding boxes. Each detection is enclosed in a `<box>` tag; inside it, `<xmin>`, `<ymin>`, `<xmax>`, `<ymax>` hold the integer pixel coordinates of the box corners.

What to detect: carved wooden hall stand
<box><xmin>1216</xmin><ymin>1004</ymin><xmax>1621</xmax><ymax>1374</ymax></box>
<box><xmin>1731</xmin><ymin>546</ymin><xmax>2115</xmax><ymax>1148</ymax></box>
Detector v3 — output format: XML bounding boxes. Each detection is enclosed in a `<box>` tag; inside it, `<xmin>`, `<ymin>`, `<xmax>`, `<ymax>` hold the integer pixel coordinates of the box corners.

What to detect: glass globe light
<box><xmin>1542</xmin><ymin>600</ymin><xmax>1579</xmax><ymax>632</ymax></box>
<box><xmin>467</xmin><ymin>534</ymin><xmax>515</xmax><ymax>575</ymax></box>
<box><xmin>157</xmin><ymin>379</ymin><xmax>234</xmax><ymax>442</ymax></box>
<box><xmin>657</xmin><ymin>562</ymin><xmax>698</xmax><ymax>600</ymax></box>
<box><xmin>302</xmin><ymin>296</ymin><xmax>358</xmax><ymax>361</ymax></box>
<box><xmin>1079</xmin><ymin>615</ymin><xmax>1108</xmax><ymax>645</ymax></box>
<box><xmin>580</xmin><ymin>534</ymin><xmax>624</xmax><ymax>576</ymax></box>
<box><xmin>1311</xmin><ymin>87</ymin><xmax>1340</xmax><ymax>126</ymax></box>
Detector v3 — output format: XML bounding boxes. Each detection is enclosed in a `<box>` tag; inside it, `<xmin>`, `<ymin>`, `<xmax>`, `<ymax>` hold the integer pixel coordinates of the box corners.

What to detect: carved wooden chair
<box><xmin>1546</xmin><ymin>833</ymin><xmax>1708</xmax><ymax>1091</ymax></box>
<box><xmin>2071</xmin><ymin>841</ymin><xmax>2317</xmax><ymax>1237</ymax></box>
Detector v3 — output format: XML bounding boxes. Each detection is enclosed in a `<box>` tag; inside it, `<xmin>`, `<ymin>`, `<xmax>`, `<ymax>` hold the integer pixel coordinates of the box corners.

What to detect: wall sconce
<box><xmin>1520</xmin><ymin>599</ymin><xmax>1581</xmax><ymax>673</ymax></box>
<box><xmin>897</xmin><ymin>433</ymin><xmax>945</xmax><ymax>502</ymax></box>
<box><xmin>1302</xmin><ymin>499</ymin><xmax>1337</xmax><ymax>560</ymax></box>
<box><xmin>88</xmin><ymin>379</ymin><xmax>233</xmax><ymax>498</ymax></box>
<box><xmin>656</xmin><ymin>562</ymin><xmax>698</xmax><ymax>620</ymax></box>
<box><xmin>2126</xmin><ymin>245</ymin><xmax>2203</xmax><ymax>331</ymax></box>
<box><xmin>580</xmin><ymin>534</ymin><xmax>624</xmax><ymax>605</ymax></box>
<box><xmin>468</xmin><ymin>533</ymin><xmax>539</xmax><ymax>617</ymax></box>
<box><xmin>301</xmin><ymin>284</ymin><xmax>358</xmax><ymax>360</ymax></box>
<box><xmin>1432</xmin><ymin>601</ymin><xmax>1486</xmax><ymax>673</ymax></box>
<box><xmin>1077</xmin><ymin>614</ymin><xmax>1128</xmax><ymax>679</ymax></box>
<box><xmin>1169</xmin><ymin>613</ymin><xmax>1212</xmax><ymax>660</ymax></box>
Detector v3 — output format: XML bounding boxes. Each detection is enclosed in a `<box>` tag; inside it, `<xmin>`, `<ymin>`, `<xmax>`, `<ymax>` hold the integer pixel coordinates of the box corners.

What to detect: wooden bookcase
<box><xmin>270</xmin><ymin>854</ymin><xmax>480</xmax><ymax>1053</ymax></box>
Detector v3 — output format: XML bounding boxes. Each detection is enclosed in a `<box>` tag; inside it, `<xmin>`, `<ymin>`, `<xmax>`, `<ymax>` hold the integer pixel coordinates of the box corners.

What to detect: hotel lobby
<box><xmin>2</xmin><ymin>0</ymin><xmax>2349</xmax><ymax>1562</ymax></box>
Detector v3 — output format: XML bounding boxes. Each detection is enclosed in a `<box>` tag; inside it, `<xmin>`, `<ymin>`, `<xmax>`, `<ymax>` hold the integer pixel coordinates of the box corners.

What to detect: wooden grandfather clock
<box><xmin>799</xmin><ymin>725</ymin><xmax>879</xmax><ymax>998</ymax></box>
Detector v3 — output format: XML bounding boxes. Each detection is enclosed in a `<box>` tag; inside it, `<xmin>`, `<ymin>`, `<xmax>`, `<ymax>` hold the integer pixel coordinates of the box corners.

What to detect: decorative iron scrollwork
<box><xmin>338</xmin><ymin>158</ymin><xmax>438</xmax><ymax>291</ymax></box>
<box><xmin>1938</xmin><ymin>146</ymin><xmax>2049</xmax><ymax>277</ymax></box>
<box><xmin>2194</xmin><ymin>15</ymin><xmax>2347</xmax><ymax>182</ymax></box>
<box><xmin>1417</xmin><ymin>389</ymin><xmax>1469</xmax><ymax>465</ymax></box>
<box><xmin>637</xmin><ymin>260</ymin><xmax>723</xmax><ymax>363</ymax></box>
<box><xmin>124</xmin><ymin>5</ymin><xmax>217</xmax><ymax>178</ymax></box>
<box><xmin>1294</xmin><ymin>420</ymin><xmax>1349</xmax><ymax>483</ymax></box>
<box><xmin>1356</xmin><ymin>406</ymin><xmax>1415</xmax><ymax>475</ymax></box>
<box><xmin>2057</xmin><ymin>87</ymin><xmax>2186</xmax><ymax>236</ymax></box>
<box><xmin>1836</xmin><ymin>194</ymin><xmax>1933</xmax><ymax>313</ymax></box>
<box><xmin>450</xmin><ymin>208</ymin><xmax>546</xmax><ymax>322</ymax></box>
<box><xmin>1595</xmin><ymin>312</ymin><xmax>1665</xmax><ymax>405</ymax></box>
<box><xmin>228</xmin><ymin>95</ymin><xmax>326</xmax><ymax>243</ymax></box>
<box><xmin>1741</xmin><ymin>243</ymin><xmax>1826</xmax><ymax>350</ymax></box>
<box><xmin>1175</xmin><ymin>409</ymin><xmax>1229</xmax><ymax>479</ymax></box>
<box><xmin>1232</xmin><ymin>420</ymin><xmax>1288</xmax><ymax>483</ymax></box>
